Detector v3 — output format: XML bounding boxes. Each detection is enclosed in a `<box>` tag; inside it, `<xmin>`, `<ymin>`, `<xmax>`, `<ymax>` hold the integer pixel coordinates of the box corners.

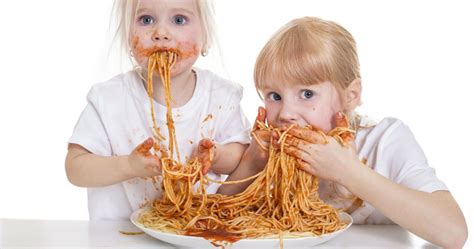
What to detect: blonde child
<box><xmin>218</xmin><ymin>17</ymin><xmax>467</xmax><ymax>248</ymax></box>
<box><xmin>65</xmin><ymin>0</ymin><xmax>250</xmax><ymax>220</ymax></box>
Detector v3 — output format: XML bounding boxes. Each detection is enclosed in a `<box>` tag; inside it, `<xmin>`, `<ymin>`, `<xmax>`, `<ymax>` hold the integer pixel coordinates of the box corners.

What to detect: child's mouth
<box><xmin>148</xmin><ymin>50</ymin><xmax>178</xmax><ymax>72</ymax></box>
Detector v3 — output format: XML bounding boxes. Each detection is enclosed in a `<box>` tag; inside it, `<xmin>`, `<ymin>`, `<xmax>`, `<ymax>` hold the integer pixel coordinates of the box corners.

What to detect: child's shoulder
<box><xmin>90</xmin><ymin>71</ymin><xmax>136</xmax><ymax>91</ymax></box>
<box><xmin>87</xmin><ymin>71</ymin><xmax>139</xmax><ymax>101</ymax></box>
<box><xmin>359</xmin><ymin>115</ymin><xmax>407</xmax><ymax>131</ymax></box>
<box><xmin>357</xmin><ymin>115</ymin><xmax>416</xmax><ymax>145</ymax></box>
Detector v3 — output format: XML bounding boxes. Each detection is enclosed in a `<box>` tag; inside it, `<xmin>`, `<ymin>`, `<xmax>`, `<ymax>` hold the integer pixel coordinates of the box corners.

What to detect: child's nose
<box><xmin>278</xmin><ymin>103</ymin><xmax>298</xmax><ymax>125</ymax></box>
<box><xmin>152</xmin><ymin>26</ymin><xmax>171</xmax><ymax>42</ymax></box>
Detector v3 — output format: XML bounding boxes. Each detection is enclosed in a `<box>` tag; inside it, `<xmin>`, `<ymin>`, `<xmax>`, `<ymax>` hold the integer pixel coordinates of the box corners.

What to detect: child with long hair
<box><xmin>219</xmin><ymin>17</ymin><xmax>467</xmax><ymax>248</ymax></box>
<box><xmin>66</xmin><ymin>0</ymin><xmax>250</xmax><ymax>220</ymax></box>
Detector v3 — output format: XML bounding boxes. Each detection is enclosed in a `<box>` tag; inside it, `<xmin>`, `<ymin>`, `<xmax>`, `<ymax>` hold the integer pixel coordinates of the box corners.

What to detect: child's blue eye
<box><xmin>301</xmin><ymin>89</ymin><xmax>314</xmax><ymax>99</ymax></box>
<box><xmin>172</xmin><ymin>15</ymin><xmax>187</xmax><ymax>25</ymax></box>
<box><xmin>268</xmin><ymin>92</ymin><xmax>282</xmax><ymax>101</ymax></box>
<box><xmin>139</xmin><ymin>15</ymin><xmax>154</xmax><ymax>25</ymax></box>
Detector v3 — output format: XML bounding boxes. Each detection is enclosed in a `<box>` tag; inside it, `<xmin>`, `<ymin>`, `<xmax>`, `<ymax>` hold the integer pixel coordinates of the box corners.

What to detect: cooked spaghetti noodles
<box><xmin>139</xmin><ymin>51</ymin><xmax>351</xmax><ymax>245</ymax></box>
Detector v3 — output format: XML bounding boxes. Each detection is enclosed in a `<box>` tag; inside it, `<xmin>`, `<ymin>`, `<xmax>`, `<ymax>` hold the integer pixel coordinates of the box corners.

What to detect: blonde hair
<box><xmin>111</xmin><ymin>0</ymin><xmax>216</xmax><ymax>64</ymax></box>
<box><xmin>254</xmin><ymin>17</ymin><xmax>360</xmax><ymax>94</ymax></box>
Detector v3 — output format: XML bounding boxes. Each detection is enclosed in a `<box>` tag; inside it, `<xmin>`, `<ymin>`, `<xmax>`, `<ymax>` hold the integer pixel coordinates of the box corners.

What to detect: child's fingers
<box><xmin>287</xmin><ymin>127</ymin><xmax>327</xmax><ymax>144</ymax></box>
<box><xmin>334</xmin><ymin>111</ymin><xmax>349</xmax><ymax>127</ymax></box>
<box><xmin>286</xmin><ymin>146</ymin><xmax>317</xmax><ymax>175</ymax></box>
<box><xmin>333</xmin><ymin>111</ymin><xmax>354</xmax><ymax>142</ymax></box>
<box><xmin>284</xmin><ymin>136</ymin><xmax>311</xmax><ymax>148</ymax></box>
<box><xmin>252</xmin><ymin>106</ymin><xmax>267</xmax><ymax>130</ymax></box>
<box><xmin>198</xmin><ymin>138</ymin><xmax>214</xmax><ymax>150</ymax></box>
<box><xmin>253</xmin><ymin>130</ymin><xmax>271</xmax><ymax>142</ymax></box>
<box><xmin>296</xmin><ymin>159</ymin><xmax>317</xmax><ymax>176</ymax></box>
<box><xmin>284</xmin><ymin>145</ymin><xmax>305</xmax><ymax>159</ymax></box>
<box><xmin>252</xmin><ymin>130</ymin><xmax>273</xmax><ymax>151</ymax></box>
<box><xmin>197</xmin><ymin>139</ymin><xmax>215</xmax><ymax>175</ymax></box>
<box><xmin>135</xmin><ymin>137</ymin><xmax>154</xmax><ymax>154</ymax></box>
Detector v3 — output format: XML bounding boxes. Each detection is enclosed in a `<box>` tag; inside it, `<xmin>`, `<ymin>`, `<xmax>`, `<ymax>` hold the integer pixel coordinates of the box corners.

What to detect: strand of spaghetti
<box><xmin>157</xmin><ymin>52</ymin><xmax>181</xmax><ymax>162</ymax></box>
<box><xmin>161</xmin><ymin>167</ymin><xmax>200</xmax><ymax>178</ymax></box>
<box><xmin>168</xmin><ymin>53</ymin><xmax>180</xmax><ymax>162</ymax></box>
<box><xmin>277</xmin><ymin>124</ymin><xmax>297</xmax><ymax>144</ymax></box>
<box><xmin>251</xmin><ymin>131</ymin><xmax>269</xmax><ymax>151</ymax></box>
<box><xmin>157</xmin><ymin>55</ymin><xmax>174</xmax><ymax>157</ymax></box>
<box><xmin>146</xmin><ymin>54</ymin><xmax>165</xmax><ymax>141</ymax></box>
<box><xmin>204</xmin><ymin>170</ymin><xmax>263</xmax><ymax>184</ymax></box>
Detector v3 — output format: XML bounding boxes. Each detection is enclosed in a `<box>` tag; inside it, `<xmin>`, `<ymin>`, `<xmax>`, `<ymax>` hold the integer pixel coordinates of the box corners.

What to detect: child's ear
<box><xmin>343</xmin><ymin>78</ymin><xmax>362</xmax><ymax>110</ymax></box>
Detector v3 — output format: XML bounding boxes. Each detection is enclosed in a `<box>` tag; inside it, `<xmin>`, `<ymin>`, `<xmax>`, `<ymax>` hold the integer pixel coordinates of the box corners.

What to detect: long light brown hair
<box><xmin>254</xmin><ymin>17</ymin><xmax>360</xmax><ymax>95</ymax></box>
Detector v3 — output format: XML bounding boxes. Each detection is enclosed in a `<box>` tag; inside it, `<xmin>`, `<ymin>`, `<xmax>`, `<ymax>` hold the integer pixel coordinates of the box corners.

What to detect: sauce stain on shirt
<box><xmin>202</xmin><ymin>114</ymin><xmax>213</xmax><ymax>123</ymax></box>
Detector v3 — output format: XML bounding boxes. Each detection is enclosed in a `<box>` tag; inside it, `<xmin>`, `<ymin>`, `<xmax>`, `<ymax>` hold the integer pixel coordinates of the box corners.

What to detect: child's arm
<box><xmin>216</xmin><ymin>139</ymin><xmax>268</xmax><ymax>195</ymax></box>
<box><xmin>344</xmin><ymin>163</ymin><xmax>467</xmax><ymax>249</ymax></box>
<box><xmin>211</xmin><ymin>142</ymin><xmax>247</xmax><ymax>175</ymax></box>
<box><xmin>286</xmin><ymin>128</ymin><xmax>468</xmax><ymax>248</ymax></box>
<box><xmin>217</xmin><ymin>107</ymin><xmax>270</xmax><ymax>195</ymax></box>
<box><xmin>196</xmin><ymin>107</ymin><xmax>269</xmax><ymax>177</ymax></box>
<box><xmin>65</xmin><ymin>138</ymin><xmax>162</xmax><ymax>187</ymax></box>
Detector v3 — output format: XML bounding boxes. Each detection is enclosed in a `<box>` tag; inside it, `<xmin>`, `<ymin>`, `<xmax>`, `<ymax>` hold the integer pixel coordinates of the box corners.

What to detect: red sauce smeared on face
<box><xmin>131</xmin><ymin>36</ymin><xmax>198</xmax><ymax>60</ymax></box>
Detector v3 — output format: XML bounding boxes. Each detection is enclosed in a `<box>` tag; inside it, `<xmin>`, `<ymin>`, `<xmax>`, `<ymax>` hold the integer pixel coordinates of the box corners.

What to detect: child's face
<box><xmin>261</xmin><ymin>81</ymin><xmax>344</xmax><ymax>132</ymax></box>
<box><xmin>130</xmin><ymin>0</ymin><xmax>203</xmax><ymax>76</ymax></box>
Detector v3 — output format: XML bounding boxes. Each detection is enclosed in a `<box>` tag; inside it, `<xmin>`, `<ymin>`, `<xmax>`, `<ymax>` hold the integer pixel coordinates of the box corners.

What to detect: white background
<box><xmin>0</xmin><ymin>0</ymin><xmax>473</xmax><ymax>241</ymax></box>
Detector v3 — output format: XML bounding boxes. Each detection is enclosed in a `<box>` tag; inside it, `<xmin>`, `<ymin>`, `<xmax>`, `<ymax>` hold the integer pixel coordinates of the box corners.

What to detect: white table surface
<box><xmin>0</xmin><ymin>219</ymin><xmax>441</xmax><ymax>248</ymax></box>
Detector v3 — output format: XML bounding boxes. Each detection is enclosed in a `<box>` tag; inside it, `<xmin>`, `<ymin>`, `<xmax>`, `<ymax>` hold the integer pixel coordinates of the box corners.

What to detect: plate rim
<box><xmin>130</xmin><ymin>207</ymin><xmax>353</xmax><ymax>243</ymax></box>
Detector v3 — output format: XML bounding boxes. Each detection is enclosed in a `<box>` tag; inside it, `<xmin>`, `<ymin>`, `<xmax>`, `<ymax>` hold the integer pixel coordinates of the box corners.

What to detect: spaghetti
<box><xmin>139</xmin><ymin>50</ymin><xmax>351</xmax><ymax>246</ymax></box>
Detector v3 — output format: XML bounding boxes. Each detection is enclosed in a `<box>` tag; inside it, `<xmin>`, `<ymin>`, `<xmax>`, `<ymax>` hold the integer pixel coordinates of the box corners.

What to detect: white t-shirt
<box><xmin>318</xmin><ymin>116</ymin><xmax>448</xmax><ymax>224</ymax></box>
<box><xmin>68</xmin><ymin>68</ymin><xmax>251</xmax><ymax>220</ymax></box>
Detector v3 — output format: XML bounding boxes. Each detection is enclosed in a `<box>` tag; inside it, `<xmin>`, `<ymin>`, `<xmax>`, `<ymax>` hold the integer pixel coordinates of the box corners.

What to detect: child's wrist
<box><xmin>340</xmin><ymin>160</ymin><xmax>368</xmax><ymax>190</ymax></box>
<box><xmin>120</xmin><ymin>155</ymin><xmax>135</xmax><ymax>179</ymax></box>
<box><xmin>243</xmin><ymin>150</ymin><xmax>266</xmax><ymax>174</ymax></box>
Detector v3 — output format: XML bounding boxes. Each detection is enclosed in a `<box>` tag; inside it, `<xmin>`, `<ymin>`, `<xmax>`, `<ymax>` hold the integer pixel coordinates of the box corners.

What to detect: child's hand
<box><xmin>196</xmin><ymin>138</ymin><xmax>216</xmax><ymax>175</ymax></box>
<box><xmin>128</xmin><ymin>137</ymin><xmax>162</xmax><ymax>177</ymax></box>
<box><xmin>247</xmin><ymin>107</ymin><xmax>275</xmax><ymax>171</ymax></box>
<box><xmin>284</xmin><ymin>112</ymin><xmax>361</xmax><ymax>183</ymax></box>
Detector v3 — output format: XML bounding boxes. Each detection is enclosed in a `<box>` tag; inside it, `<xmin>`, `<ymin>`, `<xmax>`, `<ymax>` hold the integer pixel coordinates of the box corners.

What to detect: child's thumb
<box><xmin>334</xmin><ymin>111</ymin><xmax>349</xmax><ymax>128</ymax></box>
<box><xmin>135</xmin><ymin>137</ymin><xmax>154</xmax><ymax>154</ymax></box>
<box><xmin>253</xmin><ymin>106</ymin><xmax>267</xmax><ymax>129</ymax></box>
<box><xmin>198</xmin><ymin>138</ymin><xmax>214</xmax><ymax>151</ymax></box>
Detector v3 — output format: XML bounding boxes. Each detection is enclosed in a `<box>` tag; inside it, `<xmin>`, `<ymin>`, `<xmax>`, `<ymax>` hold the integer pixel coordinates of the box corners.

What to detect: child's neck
<box><xmin>150</xmin><ymin>69</ymin><xmax>196</xmax><ymax>108</ymax></box>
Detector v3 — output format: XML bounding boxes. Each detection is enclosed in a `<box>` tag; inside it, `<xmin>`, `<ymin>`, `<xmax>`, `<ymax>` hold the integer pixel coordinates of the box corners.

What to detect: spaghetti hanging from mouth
<box><xmin>140</xmin><ymin>51</ymin><xmax>348</xmax><ymax>247</ymax></box>
<box><xmin>146</xmin><ymin>51</ymin><xmax>180</xmax><ymax>161</ymax></box>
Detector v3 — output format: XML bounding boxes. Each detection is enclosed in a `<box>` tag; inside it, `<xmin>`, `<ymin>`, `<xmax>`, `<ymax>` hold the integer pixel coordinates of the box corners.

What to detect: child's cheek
<box><xmin>131</xmin><ymin>36</ymin><xmax>151</xmax><ymax>65</ymax></box>
<box><xmin>264</xmin><ymin>106</ymin><xmax>279</xmax><ymax>127</ymax></box>
<box><xmin>176</xmin><ymin>41</ymin><xmax>199</xmax><ymax>59</ymax></box>
<box><xmin>304</xmin><ymin>108</ymin><xmax>331</xmax><ymax>132</ymax></box>
<box><xmin>167</xmin><ymin>42</ymin><xmax>199</xmax><ymax>75</ymax></box>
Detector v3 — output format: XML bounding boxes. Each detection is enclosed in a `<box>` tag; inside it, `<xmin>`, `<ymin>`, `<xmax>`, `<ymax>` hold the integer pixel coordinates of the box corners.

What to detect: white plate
<box><xmin>131</xmin><ymin>208</ymin><xmax>352</xmax><ymax>249</ymax></box>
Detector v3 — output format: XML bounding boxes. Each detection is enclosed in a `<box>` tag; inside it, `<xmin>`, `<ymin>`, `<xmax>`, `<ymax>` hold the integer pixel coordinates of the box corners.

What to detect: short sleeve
<box><xmin>214</xmin><ymin>86</ymin><xmax>251</xmax><ymax>145</ymax></box>
<box><xmin>68</xmin><ymin>86</ymin><xmax>112</xmax><ymax>156</ymax></box>
<box><xmin>380</xmin><ymin>121</ymin><xmax>447</xmax><ymax>193</ymax></box>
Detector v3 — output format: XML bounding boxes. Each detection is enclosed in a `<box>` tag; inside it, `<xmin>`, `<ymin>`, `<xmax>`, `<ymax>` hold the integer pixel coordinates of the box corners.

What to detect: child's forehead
<box><xmin>260</xmin><ymin>70</ymin><xmax>317</xmax><ymax>86</ymax></box>
<box><xmin>260</xmin><ymin>78</ymin><xmax>321</xmax><ymax>91</ymax></box>
<box><xmin>135</xmin><ymin>0</ymin><xmax>198</xmax><ymax>11</ymax></box>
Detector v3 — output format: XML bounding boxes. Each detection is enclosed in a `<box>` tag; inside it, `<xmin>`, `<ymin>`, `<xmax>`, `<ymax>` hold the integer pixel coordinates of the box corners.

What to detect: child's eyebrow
<box><xmin>169</xmin><ymin>7</ymin><xmax>196</xmax><ymax>17</ymax></box>
<box><xmin>136</xmin><ymin>8</ymin><xmax>149</xmax><ymax>16</ymax></box>
<box><xmin>135</xmin><ymin>7</ymin><xmax>196</xmax><ymax>17</ymax></box>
